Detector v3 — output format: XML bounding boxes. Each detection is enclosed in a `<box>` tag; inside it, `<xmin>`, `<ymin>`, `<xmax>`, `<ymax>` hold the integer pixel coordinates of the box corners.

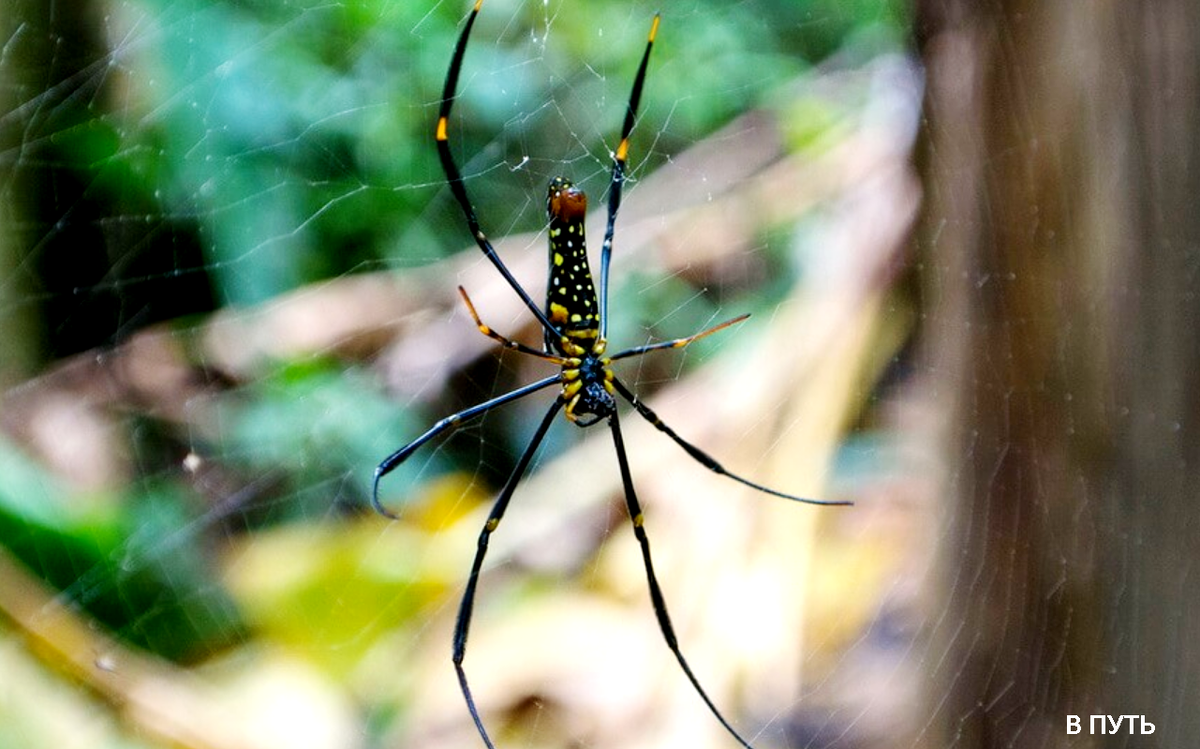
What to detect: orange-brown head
<box><xmin>547</xmin><ymin>176</ymin><xmax>587</xmax><ymax>220</ymax></box>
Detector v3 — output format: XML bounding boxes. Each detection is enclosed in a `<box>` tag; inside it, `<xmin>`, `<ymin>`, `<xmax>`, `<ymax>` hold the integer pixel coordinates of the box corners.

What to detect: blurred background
<box><xmin>1</xmin><ymin>1</ymin><xmax>1196</xmax><ymax>748</ymax></box>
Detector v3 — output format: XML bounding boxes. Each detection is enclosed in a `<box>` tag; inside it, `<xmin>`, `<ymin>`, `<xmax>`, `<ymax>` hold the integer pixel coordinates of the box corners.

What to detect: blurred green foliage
<box><xmin>43</xmin><ymin>0</ymin><xmax>907</xmax><ymax>306</ymax></box>
<box><xmin>0</xmin><ymin>435</ymin><xmax>244</xmax><ymax>661</ymax></box>
<box><xmin>223</xmin><ymin>358</ymin><xmax>421</xmax><ymax>512</ymax></box>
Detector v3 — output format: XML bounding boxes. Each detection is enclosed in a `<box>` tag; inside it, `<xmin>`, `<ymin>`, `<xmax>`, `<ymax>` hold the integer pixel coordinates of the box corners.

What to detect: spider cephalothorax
<box><xmin>560</xmin><ymin>343</ymin><xmax>616</xmax><ymax>425</ymax></box>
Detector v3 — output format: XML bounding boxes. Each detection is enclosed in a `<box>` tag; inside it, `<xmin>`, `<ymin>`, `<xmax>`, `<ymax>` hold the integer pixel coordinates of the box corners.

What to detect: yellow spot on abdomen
<box><xmin>436</xmin><ymin>117</ymin><xmax>448</xmax><ymax>142</ymax></box>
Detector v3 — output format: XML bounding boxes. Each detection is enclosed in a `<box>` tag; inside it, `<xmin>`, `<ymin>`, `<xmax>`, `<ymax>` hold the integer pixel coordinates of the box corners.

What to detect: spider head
<box><xmin>547</xmin><ymin>177</ymin><xmax>587</xmax><ymax>220</ymax></box>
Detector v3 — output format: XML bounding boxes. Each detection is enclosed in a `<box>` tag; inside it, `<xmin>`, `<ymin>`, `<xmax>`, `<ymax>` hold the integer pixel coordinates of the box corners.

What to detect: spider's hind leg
<box><xmin>607</xmin><ymin>410</ymin><xmax>761</xmax><ymax>749</ymax></box>
<box><xmin>453</xmin><ymin>399</ymin><xmax>564</xmax><ymax>749</ymax></box>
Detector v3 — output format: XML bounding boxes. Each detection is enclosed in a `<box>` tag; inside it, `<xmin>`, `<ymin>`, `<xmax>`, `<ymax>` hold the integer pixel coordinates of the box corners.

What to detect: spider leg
<box><xmin>458</xmin><ymin>286</ymin><xmax>568</xmax><ymax>363</ymax></box>
<box><xmin>599</xmin><ymin>13</ymin><xmax>660</xmax><ymax>340</ymax></box>
<box><xmin>609</xmin><ymin>313</ymin><xmax>750</xmax><ymax>361</ymax></box>
<box><xmin>454</xmin><ymin>399</ymin><xmax>563</xmax><ymax>749</ymax></box>
<box><xmin>608</xmin><ymin>409</ymin><xmax>760</xmax><ymax>749</ymax></box>
<box><xmin>372</xmin><ymin>374</ymin><xmax>562</xmax><ymax>518</ymax></box>
<box><xmin>611</xmin><ymin>376</ymin><xmax>852</xmax><ymax>506</ymax></box>
<box><xmin>437</xmin><ymin>1</ymin><xmax>562</xmax><ymax>340</ymax></box>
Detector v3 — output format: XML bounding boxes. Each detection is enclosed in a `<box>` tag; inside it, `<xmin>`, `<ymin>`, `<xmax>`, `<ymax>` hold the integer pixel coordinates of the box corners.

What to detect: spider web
<box><xmin>0</xmin><ymin>1</ymin><xmax>953</xmax><ymax>748</ymax></box>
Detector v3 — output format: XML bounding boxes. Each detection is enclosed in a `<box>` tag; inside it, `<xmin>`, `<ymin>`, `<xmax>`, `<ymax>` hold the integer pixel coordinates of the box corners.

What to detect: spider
<box><xmin>373</xmin><ymin>4</ymin><xmax>850</xmax><ymax>748</ymax></box>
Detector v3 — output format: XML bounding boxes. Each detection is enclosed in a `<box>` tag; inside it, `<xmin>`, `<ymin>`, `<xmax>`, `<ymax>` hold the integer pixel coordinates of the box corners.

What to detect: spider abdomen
<box><xmin>545</xmin><ymin>177</ymin><xmax>600</xmax><ymax>353</ymax></box>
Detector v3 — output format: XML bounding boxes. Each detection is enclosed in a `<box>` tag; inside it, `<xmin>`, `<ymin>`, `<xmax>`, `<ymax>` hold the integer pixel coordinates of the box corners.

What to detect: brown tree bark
<box><xmin>915</xmin><ymin>0</ymin><xmax>1200</xmax><ymax>746</ymax></box>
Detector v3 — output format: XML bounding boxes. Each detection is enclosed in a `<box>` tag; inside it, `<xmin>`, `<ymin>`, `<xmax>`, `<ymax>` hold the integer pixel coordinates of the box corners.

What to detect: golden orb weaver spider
<box><xmin>373</xmin><ymin>3</ymin><xmax>851</xmax><ymax>747</ymax></box>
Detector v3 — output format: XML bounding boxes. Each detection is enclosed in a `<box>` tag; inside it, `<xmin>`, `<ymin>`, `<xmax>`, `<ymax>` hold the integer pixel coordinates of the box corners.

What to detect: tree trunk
<box><xmin>915</xmin><ymin>0</ymin><xmax>1200</xmax><ymax>746</ymax></box>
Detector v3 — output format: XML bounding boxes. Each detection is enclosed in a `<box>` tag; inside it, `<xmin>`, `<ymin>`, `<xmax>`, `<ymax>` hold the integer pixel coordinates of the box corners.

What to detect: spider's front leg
<box><xmin>435</xmin><ymin>0</ymin><xmax>562</xmax><ymax>340</ymax></box>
